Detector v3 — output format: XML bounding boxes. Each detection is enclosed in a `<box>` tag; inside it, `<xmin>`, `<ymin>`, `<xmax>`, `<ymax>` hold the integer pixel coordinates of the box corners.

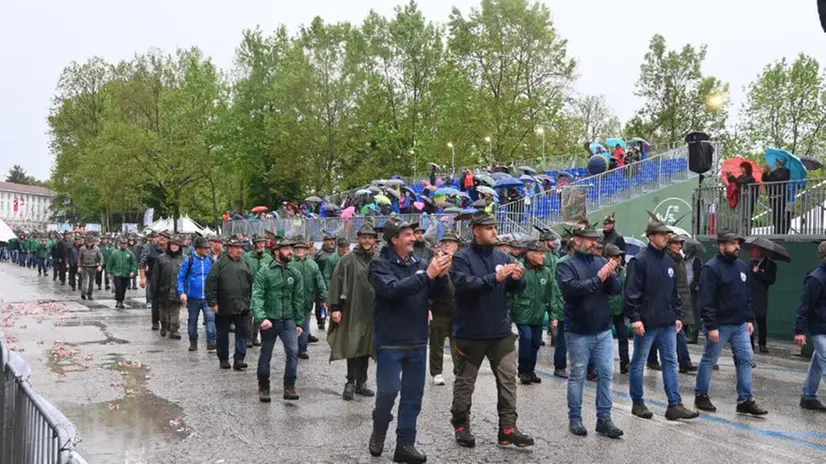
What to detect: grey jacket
<box><xmin>79</xmin><ymin>245</ymin><xmax>104</xmax><ymax>269</ymax></box>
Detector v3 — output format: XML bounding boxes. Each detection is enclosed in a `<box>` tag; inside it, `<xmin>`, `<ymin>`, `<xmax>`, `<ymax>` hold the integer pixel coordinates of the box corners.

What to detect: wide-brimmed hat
<box><xmin>644</xmin><ymin>210</ymin><xmax>672</xmax><ymax>235</ymax></box>
<box><xmin>336</xmin><ymin>237</ymin><xmax>350</xmax><ymax>248</ymax></box>
<box><xmin>572</xmin><ymin>221</ymin><xmax>602</xmax><ymax>239</ymax></box>
<box><xmin>716</xmin><ymin>230</ymin><xmax>745</xmax><ymax>244</ymax></box>
<box><xmin>440</xmin><ymin>228</ymin><xmax>461</xmax><ymax>243</ymax></box>
<box><xmin>533</xmin><ymin>225</ymin><xmax>559</xmax><ymax>242</ymax></box>
<box><xmin>668</xmin><ymin>233</ymin><xmax>687</xmax><ymax>244</ymax></box>
<box><xmin>380</xmin><ymin>217</ymin><xmax>418</xmax><ymax>242</ymax></box>
<box><xmin>273</xmin><ymin>238</ymin><xmax>296</xmax><ymax>248</ymax></box>
<box><xmin>603</xmin><ymin>212</ymin><xmax>616</xmax><ymax>225</ymax></box>
<box><xmin>193</xmin><ymin>237</ymin><xmax>209</xmax><ymax>249</ymax></box>
<box><xmin>604</xmin><ymin>243</ymin><xmax>625</xmax><ymax>258</ymax></box>
<box><xmin>226</xmin><ymin>237</ymin><xmax>246</xmax><ymax>248</ymax></box>
<box><xmin>291</xmin><ymin>235</ymin><xmax>310</xmax><ymax>249</ymax></box>
<box><xmin>208</xmin><ymin>235</ymin><xmax>223</xmax><ymax>243</ymax></box>
<box><xmin>158</xmin><ymin>231</ymin><xmax>172</xmax><ymax>239</ymax></box>
<box><xmin>168</xmin><ymin>235</ymin><xmax>183</xmax><ymax>246</ymax></box>
<box><xmin>252</xmin><ymin>232</ymin><xmax>268</xmax><ymax>243</ymax></box>
<box><xmin>525</xmin><ymin>240</ymin><xmax>548</xmax><ymax>252</ymax></box>
<box><xmin>467</xmin><ymin>211</ymin><xmax>497</xmax><ymax>226</ymax></box>
<box><xmin>357</xmin><ymin>222</ymin><xmax>379</xmax><ymax>237</ymax></box>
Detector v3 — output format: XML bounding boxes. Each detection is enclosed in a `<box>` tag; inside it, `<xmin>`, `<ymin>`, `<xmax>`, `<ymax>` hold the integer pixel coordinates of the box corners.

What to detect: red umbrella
<box><xmin>721</xmin><ymin>157</ymin><xmax>762</xmax><ymax>186</ymax></box>
<box><xmin>251</xmin><ymin>206</ymin><xmax>269</xmax><ymax>213</ymax></box>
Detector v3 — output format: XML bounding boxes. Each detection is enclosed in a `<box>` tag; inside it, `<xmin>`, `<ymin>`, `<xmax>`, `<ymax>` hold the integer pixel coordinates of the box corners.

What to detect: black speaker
<box><xmin>685</xmin><ymin>131</ymin><xmax>714</xmax><ymax>174</ymax></box>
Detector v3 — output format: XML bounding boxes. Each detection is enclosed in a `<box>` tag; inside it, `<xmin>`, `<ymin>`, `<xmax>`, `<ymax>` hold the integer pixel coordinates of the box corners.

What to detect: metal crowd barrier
<box><xmin>693</xmin><ymin>177</ymin><xmax>826</xmax><ymax>240</ymax></box>
<box><xmin>0</xmin><ymin>335</ymin><xmax>87</xmax><ymax>464</ymax></box>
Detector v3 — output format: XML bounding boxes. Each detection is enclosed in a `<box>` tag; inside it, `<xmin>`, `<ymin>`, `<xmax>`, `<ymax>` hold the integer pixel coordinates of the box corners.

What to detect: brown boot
<box><xmin>283</xmin><ymin>385</ymin><xmax>299</xmax><ymax>401</ymax></box>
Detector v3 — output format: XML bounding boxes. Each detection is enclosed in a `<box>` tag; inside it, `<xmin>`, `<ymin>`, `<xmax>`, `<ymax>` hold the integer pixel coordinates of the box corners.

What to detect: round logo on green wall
<box><xmin>652</xmin><ymin>197</ymin><xmax>692</xmax><ymax>226</ymax></box>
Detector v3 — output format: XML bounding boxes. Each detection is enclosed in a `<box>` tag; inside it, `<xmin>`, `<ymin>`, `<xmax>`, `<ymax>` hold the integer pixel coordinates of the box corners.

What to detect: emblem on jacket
<box><xmin>540</xmin><ymin>278</ymin><xmax>547</xmax><ymax>285</ymax></box>
<box><xmin>287</xmin><ymin>277</ymin><xmax>294</xmax><ymax>285</ymax></box>
<box><xmin>667</xmin><ymin>268</ymin><xmax>674</xmax><ymax>278</ymax></box>
<box><xmin>740</xmin><ymin>272</ymin><xmax>746</xmax><ymax>282</ymax></box>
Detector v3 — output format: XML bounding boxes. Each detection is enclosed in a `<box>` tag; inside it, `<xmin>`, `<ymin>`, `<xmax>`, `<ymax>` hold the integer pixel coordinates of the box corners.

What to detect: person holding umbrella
<box><xmin>794</xmin><ymin>241</ymin><xmax>826</xmax><ymax>411</ymax></box>
<box><xmin>762</xmin><ymin>158</ymin><xmax>791</xmax><ymax>234</ymax></box>
<box><xmin>746</xmin><ymin>237</ymin><xmax>780</xmax><ymax>354</ymax></box>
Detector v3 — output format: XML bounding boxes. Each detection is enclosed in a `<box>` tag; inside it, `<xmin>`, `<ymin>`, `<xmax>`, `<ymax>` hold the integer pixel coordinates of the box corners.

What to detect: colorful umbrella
<box><xmin>340</xmin><ymin>206</ymin><xmax>356</xmax><ymax>219</ymax></box>
<box><xmin>764</xmin><ymin>148</ymin><xmax>807</xmax><ymax>181</ymax></box>
<box><xmin>721</xmin><ymin>157</ymin><xmax>762</xmax><ymax>186</ymax></box>
<box><xmin>321</xmin><ymin>203</ymin><xmax>340</xmax><ymax>212</ymax></box>
<box><xmin>251</xmin><ymin>206</ymin><xmax>269</xmax><ymax>213</ymax></box>
<box><xmin>384</xmin><ymin>189</ymin><xmax>400</xmax><ymax>199</ymax></box>
<box><xmin>355</xmin><ymin>189</ymin><xmax>372</xmax><ymax>196</ymax></box>
<box><xmin>476</xmin><ymin>185</ymin><xmax>497</xmax><ymax>197</ymax></box>
<box><xmin>801</xmin><ymin>156</ymin><xmax>824</xmax><ymax>171</ymax></box>
<box><xmin>605</xmin><ymin>138</ymin><xmax>626</xmax><ymax>148</ymax></box>
<box><xmin>304</xmin><ymin>196</ymin><xmax>323</xmax><ymax>204</ymax></box>
<box><xmin>589</xmin><ymin>142</ymin><xmax>607</xmax><ymax>155</ymax></box>
<box><xmin>435</xmin><ymin>187</ymin><xmax>461</xmax><ymax>197</ymax></box>
<box><xmin>374</xmin><ymin>194</ymin><xmax>391</xmax><ymax>205</ymax></box>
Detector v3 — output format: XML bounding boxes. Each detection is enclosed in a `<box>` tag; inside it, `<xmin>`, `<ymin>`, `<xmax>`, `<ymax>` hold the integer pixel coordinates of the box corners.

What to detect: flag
<box><xmin>143</xmin><ymin>208</ymin><xmax>155</xmax><ymax>227</ymax></box>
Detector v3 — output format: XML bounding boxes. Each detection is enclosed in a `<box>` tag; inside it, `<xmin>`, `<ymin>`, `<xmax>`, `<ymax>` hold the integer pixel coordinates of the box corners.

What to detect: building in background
<box><xmin>0</xmin><ymin>182</ymin><xmax>55</xmax><ymax>228</ymax></box>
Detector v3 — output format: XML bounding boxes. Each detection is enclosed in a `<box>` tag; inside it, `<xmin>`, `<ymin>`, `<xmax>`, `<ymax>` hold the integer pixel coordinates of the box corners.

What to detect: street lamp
<box><xmin>447</xmin><ymin>142</ymin><xmax>455</xmax><ymax>175</ymax></box>
<box><xmin>484</xmin><ymin>136</ymin><xmax>493</xmax><ymax>164</ymax></box>
<box><xmin>535</xmin><ymin>127</ymin><xmax>546</xmax><ymax>168</ymax></box>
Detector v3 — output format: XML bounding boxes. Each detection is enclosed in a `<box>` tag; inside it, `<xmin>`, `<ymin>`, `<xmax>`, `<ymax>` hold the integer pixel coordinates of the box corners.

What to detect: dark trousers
<box><xmin>612</xmin><ymin>315</ymin><xmax>630</xmax><ymax>366</ymax></box>
<box><xmin>52</xmin><ymin>259</ymin><xmax>59</xmax><ymax>280</ymax></box>
<box><xmin>215</xmin><ymin>313</ymin><xmax>250</xmax><ymax>362</ymax></box>
<box><xmin>346</xmin><ymin>356</ymin><xmax>370</xmax><ymax>385</ymax></box>
<box><xmin>95</xmin><ymin>268</ymin><xmax>109</xmax><ymax>289</ymax></box>
<box><xmin>554</xmin><ymin>321</ymin><xmax>568</xmax><ymax>370</ymax></box>
<box><xmin>771</xmin><ymin>199</ymin><xmax>790</xmax><ymax>234</ymax></box>
<box><xmin>373</xmin><ymin>347</ymin><xmax>427</xmax><ymax>445</ymax></box>
<box><xmin>516</xmin><ymin>324</ymin><xmax>542</xmax><ymax>375</ymax></box>
<box><xmin>147</xmin><ymin>275</ymin><xmax>160</xmax><ymax>324</ymax></box>
<box><xmin>753</xmin><ymin>315</ymin><xmax>768</xmax><ymax>348</ymax></box>
<box><xmin>315</xmin><ymin>298</ymin><xmax>326</xmax><ymax>326</ymax></box>
<box><xmin>68</xmin><ymin>266</ymin><xmax>79</xmax><ymax>289</ymax></box>
<box><xmin>113</xmin><ymin>276</ymin><xmax>130</xmax><ymax>303</ymax></box>
<box><xmin>429</xmin><ymin>315</ymin><xmax>458</xmax><ymax>377</ymax></box>
<box><xmin>451</xmin><ymin>335</ymin><xmax>518</xmax><ymax>429</ymax></box>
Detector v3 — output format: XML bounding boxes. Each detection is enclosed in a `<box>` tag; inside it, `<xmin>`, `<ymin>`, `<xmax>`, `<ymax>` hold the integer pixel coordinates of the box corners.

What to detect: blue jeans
<box><xmin>695</xmin><ymin>323</ymin><xmax>753</xmax><ymax>402</ymax></box>
<box><xmin>373</xmin><ymin>347</ymin><xmax>427</xmax><ymax>445</ymax></box>
<box><xmin>257</xmin><ymin>318</ymin><xmax>298</xmax><ymax>386</ymax></box>
<box><xmin>554</xmin><ymin>321</ymin><xmax>567</xmax><ymax>370</ymax></box>
<box><xmin>517</xmin><ymin>324</ymin><xmax>542</xmax><ymax>375</ymax></box>
<box><xmin>186</xmin><ymin>299</ymin><xmax>216</xmax><ymax>342</ymax></box>
<box><xmin>649</xmin><ymin>331</ymin><xmax>694</xmax><ymax>368</ymax></box>
<box><xmin>630</xmin><ymin>325</ymin><xmax>682</xmax><ymax>406</ymax></box>
<box><xmin>802</xmin><ymin>334</ymin><xmax>826</xmax><ymax>400</ymax></box>
<box><xmin>37</xmin><ymin>257</ymin><xmax>47</xmax><ymax>274</ymax></box>
<box><xmin>566</xmin><ymin>330</ymin><xmax>614</xmax><ymax>420</ymax></box>
<box><xmin>298</xmin><ymin>309</ymin><xmax>312</xmax><ymax>355</ymax></box>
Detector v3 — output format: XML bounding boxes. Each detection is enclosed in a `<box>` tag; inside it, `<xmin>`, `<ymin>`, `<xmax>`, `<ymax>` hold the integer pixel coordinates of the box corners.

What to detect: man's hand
<box><xmin>179</xmin><ymin>294</ymin><xmax>188</xmax><ymax>305</ymax></box>
<box><xmin>428</xmin><ymin>310</ymin><xmax>433</xmax><ymax>324</ymax></box>
<box><xmin>597</xmin><ymin>260</ymin><xmax>618</xmax><ymax>281</ymax></box>
<box><xmin>77</xmin><ymin>267</ymin><xmax>82</xmax><ymax>274</ymax></box>
<box><xmin>631</xmin><ymin>321</ymin><xmax>645</xmax><ymax>337</ymax></box>
<box><xmin>426</xmin><ymin>255</ymin><xmax>450</xmax><ymax>279</ymax></box>
<box><xmin>752</xmin><ymin>265</ymin><xmax>760</xmax><ymax>273</ymax></box>
<box><xmin>211</xmin><ymin>305</ymin><xmax>219</xmax><ymax>313</ymax></box>
<box><xmin>495</xmin><ymin>264</ymin><xmax>516</xmax><ymax>282</ymax></box>
<box><xmin>511</xmin><ymin>264</ymin><xmax>525</xmax><ymax>280</ymax></box>
<box><xmin>296</xmin><ymin>326</ymin><xmax>303</xmax><ymax>336</ymax></box>
<box><xmin>794</xmin><ymin>334</ymin><xmax>806</xmax><ymax>347</ymax></box>
<box><xmin>676</xmin><ymin>320</ymin><xmax>683</xmax><ymax>333</ymax></box>
<box><xmin>97</xmin><ymin>265</ymin><xmax>102</xmax><ymax>272</ymax></box>
<box><xmin>747</xmin><ymin>322</ymin><xmax>754</xmax><ymax>336</ymax></box>
<box><xmin>331</xmin><ymin>311</ymin><xmax>342</xmax><ymax>324</ymax></box>
<box><xmin>260</xmin><ymin>319</ymin><xmax>272</xmax><ymax>330</ymax></box>
<box><xmin>551</xmin><ymin>319</ymin><xmax>558</xmax><ymax>329</ymax></box>
<box><xmin>708</xmin><ymin>329</ymin><xmax>720</xmax><ymax>343</ymax></box>
<box><xmin>140</xmin><ymin>277</ymin><xmax>146</xmax><ymax>289</ymax></box>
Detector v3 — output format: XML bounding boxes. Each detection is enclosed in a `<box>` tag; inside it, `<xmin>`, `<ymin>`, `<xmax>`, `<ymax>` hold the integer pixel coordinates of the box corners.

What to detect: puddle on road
<box><xmin>60</xmin><ymin>354</ymin><xmax>194</xmax><ymax>459</ymax></box>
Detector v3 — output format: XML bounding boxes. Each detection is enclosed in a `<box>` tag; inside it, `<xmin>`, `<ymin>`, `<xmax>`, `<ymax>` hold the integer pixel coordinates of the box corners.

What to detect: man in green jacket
<box><xmin>510</xmin><ymin>241</ymin><xmax>554</xmax><ymax>384</ymax></box>
<box><xmin>207</xmin><ymin>237</ymin><xmax>253</xmax><ymax>371</ymax></box>
<box><xmin>252</xmin><ymin>238</ymin><xmax>304</xmax><ymax>402</ymax></box>
<box><xmin>323</xmin><ymin>238</ymin><xmax>350</xmax><ymax>286</ymax></box>
<box><xmin>108</xmin><ymin>237</ymin><xmax>138</xmax><ymax>309</ymax></box>
<box><xmin>35</xmin><ymin>235</ymin><xmax>52</xmax><ymax>277</ymax></box>
<box><xmin>536</xmin><ymin>227</ymin><xmax>564</xmax><ymax>347</ymax></box>
<box><xmin>98</xmin><ymin>235</ymin><xmax>114</xmax><ymax>292</ymax></box>
<box><xmin>291</xmin><ymin>235</ymin><xmax>327</xmax><ymax>359</ymax></box>
<box><xmin>245</xmin><ymin>233</ymin><xmax>273</xmax><ymax>347</ymax></box>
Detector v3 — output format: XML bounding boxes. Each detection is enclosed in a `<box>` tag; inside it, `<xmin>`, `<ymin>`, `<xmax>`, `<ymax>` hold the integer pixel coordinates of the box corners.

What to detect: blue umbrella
<box><xmin>494</xmin><ymin>176</ymin><xmax>523</xmax><ymax>189</ymax></box>
<box><xmin>764</xmin><ymin>148</ymin><xmax>808</xmax><ymax>181</ymax></box>
<box><xmin>435</xmin><ymin>187</ymin><xmax>461</xmax><ymax>196</ymax></box>
<box><xmin>605</xmin><ymin>138</ymin><xmax>626</xmax><ymax>148</ymax></box>
<box><xmin>519</xmin><ymin>174</ymin><xmax>537</xmax><ymax>183</ymax></box>
<box><xmin>490</xmin><ymin>172</ymin><xmax>514</xmax><ymax>180</ymax></box>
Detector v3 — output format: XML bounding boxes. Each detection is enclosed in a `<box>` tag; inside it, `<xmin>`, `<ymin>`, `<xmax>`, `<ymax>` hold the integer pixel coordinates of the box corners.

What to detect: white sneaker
<box><xmin>432</xmin><ymin>374</ymin><xmax>445</xmax><ymax>386</ymax></box>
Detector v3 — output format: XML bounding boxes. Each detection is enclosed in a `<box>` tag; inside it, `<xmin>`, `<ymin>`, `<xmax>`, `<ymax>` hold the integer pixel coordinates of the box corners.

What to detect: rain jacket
<box><xmin>556</xmin><ymin>251</ymin><xmax>622</xmax><ymax>335</ymax></box>
<box><xmin>107</xmin><ymin>247</ymin><xmax>138</xmax><ymax>278</ymax></box>
<box><xmin>795</xmin><ymin>262</ymin><xmax>826</xmax><ymax>336</ymax></box>
<box><xmin>698</xmin><ymin>253</ymin><xmax>754</xmax><ymax>331</ymax></box>
<box><xmin>323</xmin><ymin>252</ymin><xmax>344</xmax><ymax>285</ymax></box>
<box><xmin>290</xmin><ymin>255</ymin><xmax>327</xmax><ymax>312</ymax></box>
<box><xmin>244</xmin><ymin>249</ymin><xmax>273</xmax><ymax>277</ymax></box>
<box><xmin>326</xmin><ymin>247</ymin><xmax>376</xmax><ymax>361</ymax></box>
<box><xmin>177</xmin><ymin>253</ymin><xmax>214</xmax><ymax>300</ymax></box>
<box><xmin>668</xmin><ymin>250</ymin><xmax>694</xmax><ymax>325</ymax></box>
<box><xmin>509</xmin><ymin>260</ymin><xmax>553</xmax><ymax>326</ymax></box>
<box><xmin>610</xmin><ymin>267</ymin><xmax>626</xmax><ymax>316</ymax></box>
<box><xmin>251</xmin><ymin>259</ymin><xmax>304</xmax><ymax>324</ymax></box>
<box><xmin>624</xmin><ymin>244</ymin><xmax>681</xmax><ymax>329</ymax></box>
<box><xmin>314</xmin><ymin>245</ymin><xmax>336</xmax><ymax>271</ymax></box>
<box><xmin>544</xmin><ymin>250</ymin><xmax>565</xmax><ymax>321</ymax></box>
<box><xmin>150</xmin><ymin>248</ymin><xmax>184</xmax><ymax>303</ymax></box>
<box><xmin>35</xmin><ymin>241</ymin><xmax>52</xmax><ymax>259</ymax></box>
<box><xmin>79</xmin><ymin>245</ymin><xmax>103</xmax><ymax>269</ymax></box>
<box><xmin>206</xmin><ymin>255</ymin><xmax>253</xmax><ymax>316</ymax></box>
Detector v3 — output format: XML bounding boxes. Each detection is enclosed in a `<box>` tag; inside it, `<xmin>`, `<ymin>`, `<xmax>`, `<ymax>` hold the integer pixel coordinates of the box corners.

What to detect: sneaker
<box><xmin>647</xmin><ymin>362</ymin><xmax>662</xmax><ymax>371</ymax></box>
<box><xmin>299</xmin><ymin>352</ymin><xmax>310</xmax><ymax>360</ymax></box>
<box><xmin>283</xmin><ymin>386</ymin><xmax>299</xmax><ymax>401</ymax></box>
<box><xmin>432</xmin><ymin>374</ymin><xmax>445</xmax><ymax>386</ymax></box>
<box><xmin>393</xmin><ymin>444</ymin><xmax>426</xmax><ymax>463</ymax></box>
<box><xmin>454</xmin><ymin>424</ymin><xmax>476</xmax><ymax>448</ymax></box>
<box><xmin>665</xmin><ymin>404</ymin><xmax>700</xmax><ymax>420</ymax></box>
<box><xmin>595</xmin><ymin>418</ymin><xmax>623</xmax><ymax>439</ymax></box>
<box><xmin>800</xmin><ymin>397</ymin><xmax>826</xmax><ymax>411</ymax></box>
<box><xmin>219</xmin><ymin>360</ymin><xmax>231</xmax><ymax>369</ymax></box>
<box><xmin>679</xmin><ymin>364</ymin><xmax>698</xmax><ymax>373</ymax></box>
<box><xmin>620</xmin><ymin>363</ymin><xmax>629</xmax><ymax>375</ymax></box>
<box><xmin>206</xmin><ymin>340</ymin><xmax>217</xmax><ymax>352</ymax></box>
<box><xmin>497</xmin><ymin>427</ymin><xmax>534</xmax><ymax>448</ymax></box>
<box><xmin>632</xmin><ymin>403</ymin><xmax>653</xmax><ymax>419</ymax></box>
<box><xmin>694</xmin><ymin>394</ymin><xmax>717</xmax><ymax>412</ymax></box>
<box><xmin>308</xmin><ymin>335</ymin><xmax>319</xmax><ymax>343</ymax></box>
<box><xmin>355</xmin><ymin>383</ymin><xmax>375</xmax><ymax>397</ymax></box>
<box><xmin>736</xmin><ymin>398</ymin><xmax>768</xmax><ymax>416</ymax></box>
<box><xmin>530</xmin><ymin>373</ymin><xmax>541</xmax><ymax>384</ymax></box>
<box><xmin>519</xmin><ymin>373</ymin><xmax>533</xmax><ymax>385</ymax></box>
<box><xmin>233</xmin><ymin>361</ymin><xmax>248</xmax><ymax>371</ymax></box>
<box><xmin>259</xmin><ymin>387</ymin><xmax>271</xmax><ymax>403</ymax></box>
<box><xmin>342</xmin><ymin>382</ymin><xmax>355</xmax><ymax>401</ymax></box>
<box><xmin>568</xmin><ymin>419</ymin><xmax>587</xmax><ymax>436</ymax></box>
<box><xmin>369</xmin><ymin>428</ymin><xmax>386</xmax><ymax>457</ymax></box>
<box><xmin>553</xmin><ymin>369</ymin><xmax>569</xmax><ymax>379</ymax></box>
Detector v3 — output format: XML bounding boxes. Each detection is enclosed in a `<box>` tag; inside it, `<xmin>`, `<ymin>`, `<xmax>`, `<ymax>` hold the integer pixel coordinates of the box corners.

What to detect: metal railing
<box><xmin>693</xmin><ymin>177</ymin><xmax>826</xmax><ymax>240</ymax></box>
<box><xmin>0</xmin><ymin>335</ymin><xmax>87</xmax><ymax>464</ymax></box>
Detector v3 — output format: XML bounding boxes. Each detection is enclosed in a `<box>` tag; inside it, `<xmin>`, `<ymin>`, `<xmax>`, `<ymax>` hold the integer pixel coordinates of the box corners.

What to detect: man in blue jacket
<box><xmin>625</xmin><ymin>218</ymin><xmax>699</xmax><ymax>421</ymax></box>
<box><xmin>449</xmin><ymin>211</ymin><xmax>533</xmax><ymax>450</ymax></box>
<box><xmin>177</xmin><ymin>236</ymin><xmax>217</xmax><ymax>352</ymax></box>
<box><xmin>794</xmin><ymin>241</ymin><xmax>826</xmax><ymax>411</ymax></box>
<box><xmin>556</xmin><ymin>221</ymin><xmax>623</xmax><ymax>438</ymax></box>
<box><xmin>694</xmin><ymin>230</ymin><xmax>768</xmax><ymax>416</ymax></box>
<box><xmin>367</xmin><ymin>217</ymin><xmax>450</xmax><ymax>464</ymax></box>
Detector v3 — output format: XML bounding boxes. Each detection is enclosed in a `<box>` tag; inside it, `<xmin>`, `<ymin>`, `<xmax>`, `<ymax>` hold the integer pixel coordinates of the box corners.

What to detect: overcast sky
<box><xmin>1</xmin><ymin>0</ymin><xmax>824</xmax><ymax>180</ymax></box>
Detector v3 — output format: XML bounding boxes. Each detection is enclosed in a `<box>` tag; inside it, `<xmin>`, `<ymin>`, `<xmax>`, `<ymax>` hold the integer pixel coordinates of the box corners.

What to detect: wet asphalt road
<box><xmin>2</xmin><ymin>263</ymin><xmax>826</xmax><ymax>464</ymax></box>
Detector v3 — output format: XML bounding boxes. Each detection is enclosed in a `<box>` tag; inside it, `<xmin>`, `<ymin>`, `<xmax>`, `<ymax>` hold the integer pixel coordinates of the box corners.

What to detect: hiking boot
<box><xmin>233</xmin><ymin>361</ymin><xmax>248</xmax><ymax>371</ymax></box>
<box><xmin>553</xmin><ymin>369</ymin><xmax>569</xmax><ymax>379</ymax></box>
<box><xmin>647</xmin><ymin>362</ymin><xmax>662</xmax><ymax>371</ymax></box>
<box><xmin>759</xmin><ymin>346</ymin><xmax>769</xmax><ymax>354</ymax></box>
<box><xmin>620</xmin><ymin>363</ymin><xmax>629</xmax><ymax>374</ymax></box>
<box><xmin>569</xmin><ymin>419</ymin><xmax>587</xmax><ymax>436</ymax></box>
<box><xmin>342</xmin><ymin>382</ymin><xmax>355</xmax><ymax>401</ymax></box>
<box><xmin>283</xmin><ymin>385</ymin><xmax>299</xmax><ymax>401</ymax></box>
<box><xmin>159</xmin><ymin>326</ymin><xmax>167</xmax><ymax>337</ymax></box>
<box><xmin>299</xmin><ymin>352</ymin><xmax>310</xmax><ymax>360</ymax></box>
<box><xmin>355</xmin><ymin>383</ymin><xmax>375</xmax><ymax>397</ymax></box>
<box><xmin>318</xmin><ymin>321</ymin><xmax>326</xmax><ymax>331</ymax></box>
<box><xmin>800</xmin><ymin>397</ymin><xmax>826</xmax><ymax>411</ymax></box>
<box><xmin>169</xmin><ymin>331</ymin><xmax>182</xmax><ymax>340</ymax></box>
<box><xmin>679</xmin><ymin>364</ymin><xmax>698</xmax><ymax>373</ymax></box>
<box><xmin>259</xmin><ymin>387</ymin><xmax>271</xmax><ymax>403</ymax></box>
<box><xmin>530</xmin><ymin>373</ymin><xmax>541</xmax><ymax>384</ymax></box>
<box><xmin>369</xmin><ymin>428</ymin><xmax>386</xmax><ymax>457</ymax></box>
<box><xmin>666</xmin><ymin>404</ymin><xmax>700</xmax><ymax>420</ymax></box>
<box><xmin>219</xmin><ymin>360</ymin><xmax>231</xmax><ymax>369</ymax></box>
<box><xmin>497</xmin><ymin>427</ymin><xmax>534</xmax><ymax>448</ymax></box>
<box><xmin>595</xmin><ymin>418</ymin><xmax>623</xmax><ymax>439</ymax></box>
<box><xmin>694</xmin><ymin>394</ymin><xmax>717</xmax><ymax>412</ymax></box>
<box><xmin>454</xmin><ymin>424</ymin><xmax>475</xmax><ymax>448</ymax></box>
<box><xmin>206</xmin><ymin>340</ymin><xmax>217</xmax><ymax>352</ymax></box>
<box><xmin>252</xmin><ymin>339</ymin><xmax>261</xmax><ymax>347</ymax></box>
<box><xmin>151</xmin><ymin>322</ymin><xmax>159</xmax><ymax>331</ymax></box>
<box><xmin>519</xmin><ymin>373</ymin><xmax>533</xmax><ymax>385</ymax></box>
<box><xmin>308</xmin><ymin>335</ymin><xmax>319</xmax><ymax>343</ymax></box>
<box><xmin>81</xmin><ymin>294</ymin><xmax>86</xmax><ymax>300</ymax></box>
<box><xmin>188</xmin><ymin>340</ymin><xmax>197</xmax><ymax>352</ymax></box>
<box><xmin>632</xmin><ymin>403</ymin><xmax>653</xmax><ymax>419</ymax></box>
<box><xmin>736</xmin><ymin>398</ymin><xmax>768</xmax><ymax>416</ymax></box>
<box><xmin>393</xmin><ymin>444</ymin><xmax>427</xmax><ymax>463</ymax></box>
<box><xmin>87</xmin><ymin>296</ymin><xmax>94</xmax><ymax>301</ymax></box>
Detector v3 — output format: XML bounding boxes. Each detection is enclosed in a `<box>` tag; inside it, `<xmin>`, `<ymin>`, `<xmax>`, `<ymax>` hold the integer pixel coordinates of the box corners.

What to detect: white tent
<box><xmin>0</xmin><ymin>219</ymin><xmax>17</xmax><ymax>242</ymax></box>
<box><xmin>146</xmin><ymin>216</ymin><xmax>211</xmax><ymax>235</ymax></box>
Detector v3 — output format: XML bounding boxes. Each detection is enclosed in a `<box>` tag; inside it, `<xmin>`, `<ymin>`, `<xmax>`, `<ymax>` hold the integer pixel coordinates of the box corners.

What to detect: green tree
<box><xmin>5</xmin><ymin>165</ymin><xmax>38</xmax><ymax>185</ymax></box>
<box><xmin>572</xmin><ymin>95</ymin><xmax>621</xmax><ymax>145</ymax></box>
<box><xmin>741</xmin><ymin>54</ymin><xmax>826</xmax><ymax>157</ymax></box>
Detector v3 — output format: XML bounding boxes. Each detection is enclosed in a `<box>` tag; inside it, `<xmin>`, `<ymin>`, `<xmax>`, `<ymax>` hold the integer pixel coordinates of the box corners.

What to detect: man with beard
<box><xmin>556</xmin><ymin>222</ymin><xmax>623</xmax><ymax>438</ymax></box>
<box><xmin>314</xmin><ymin>232</ymin><xmax>338</xmax><ymax>330</ymax></box>
<box><xmin>253</xmin><ymin>238</ymin><xmax>304</xmax><ymax>402</ymax></box>
<box><xmin>78</xmin><ymin>235</ymin><xmax>104</xmax><ymax>301</ymax></box>
<box><xmin>368</xmin><ymin>217</ymin><xmax>451</xmax><ymax>463</ymax></box>
<box><xmin>412</xmin><ymin>225</ymin><xmax>433</xmax><ymax>262</ymax></box>
<box><xmin>291</xmin><ymin>235</ymin><xmax>326</xmax><ymax>359</ymax></box>
<box><xmin>429</xmin><ymin>228</ymin><xmax>461</xmax><ymax>386</ymax></box>
<box><xmin>449</xmin><ymin>211</ymin><xmax>533</xmax><ymax>449</ymax></box>
<box><xmin>694</xmin><ymin>230</ymin><xmax>768</xmax><ymax>416</ymax></box>
<box><xmin>244</xmin><ymin>233</ymin><xmax>272</xmax><ymax>347</ymax></box>
<box><xmin>602</xmin><ymin>212</ymin><xmax>627</xmax><ymax>252</ymax></box>
<box><xmin>151</xmin><ymin>235</ymin><xmax>185</xmax><ymax>339</ymax></box>
<box><xmin>207</xmin><ymin>237</ymin><xmax>253</xmax><ymax>371</ymax></box>
<box><xmin>108</xmin><ymin>237</ymin><xmax>138</xmax><ymax>309</ymax></box>
<box><xmin>141</xmin><ymin>232</ymin><xmax>169</xmax><ymax>330</ymax></box>
<box><xmin>328</xmin><ymin>222</ymin><xmax>378</xmax><ymax>401</ymax></box>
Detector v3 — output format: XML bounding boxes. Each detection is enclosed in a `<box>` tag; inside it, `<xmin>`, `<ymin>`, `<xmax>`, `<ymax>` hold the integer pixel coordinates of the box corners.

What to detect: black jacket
<box><xmin>150</xmin><ymin>248</ymin><xmax>184</xmax><ymax>303</ymax></box>
<box><xmin>749</xmin><ymin>258</ymin><xmax>777</xmax><ymax>318</ymax></box>
<box><xmin>698</xmin><ymin>253</ymin><xmax>754</xmax><ymax>331</ymax></box>
<box><xmin>206</xmin><ymin>255</ymin><xmax>253</xmax><ymax>316</ymax></box>
<box><xmin>557</xmin><ymin>252</ymin><xmax>623</xmax><ymax>335</ymax></box>
<box><xmin>624</xmin><ymin>244</ymin><xmax>681</xmax><ymax>329</ymax></box>
<box><xmin>795</xmin><ymin>263</ymin><xmax>826</xmax><ymax>336</ymax></box>
<box><xmin>602</xmin><ymin>229</ymin><xmax>627</xmax><ymax>252</ymax></box>
<box><xmin>762</xmin><ymin>167</ymin><xmax>790</xmax><ymax>201</ymax></box>
<box><xmin>450</xmin><ymin>242</ymin><xmax>525</xmax><ymax>339</ymax></box>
